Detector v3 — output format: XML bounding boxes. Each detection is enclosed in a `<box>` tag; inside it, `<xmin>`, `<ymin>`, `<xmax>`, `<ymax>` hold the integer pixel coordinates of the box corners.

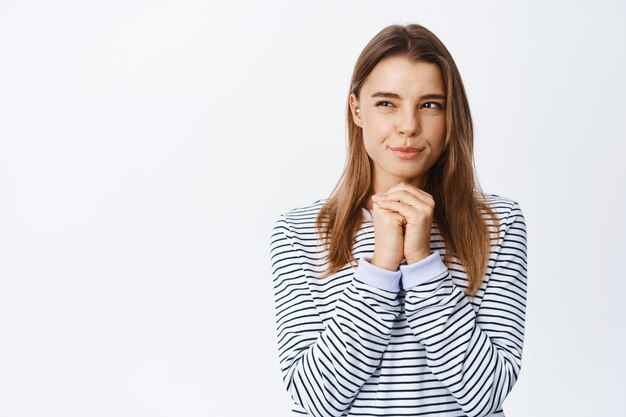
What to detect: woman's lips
<box><xmin>389</xmin><ymin>146</ymin><xmax>424</xmax><ymax>160</ymax></box>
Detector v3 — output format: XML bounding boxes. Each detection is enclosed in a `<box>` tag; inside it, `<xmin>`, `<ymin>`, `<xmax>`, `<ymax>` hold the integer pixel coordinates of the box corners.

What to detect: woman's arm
<box><xmin>400</xmin><ymin>201</ymin><xmax>528</xmax><ymax>417</ymax></box>
<box><xmin>270</xmin><ymin>215</ymin><xmax>402</xmax><ymax>417</ymax></box>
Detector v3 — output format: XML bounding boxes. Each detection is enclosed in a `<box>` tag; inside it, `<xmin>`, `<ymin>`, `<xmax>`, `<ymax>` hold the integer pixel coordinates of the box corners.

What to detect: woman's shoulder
<box><xmin>480</xmin><ymin>192</ymin><xmax>526</xmax><ymax>233</ymax></box>
<box><xmin>481</xmin><ymin>192</ymin><xmax>523</xmax><ymax>213</ymax></box>
<box><xmin>278</xmin><ymin>197</ymin><xmax>328</xmax><ymax>220</ymax></box>
<box><xmin>271</xmin><ymin>197</ymin><xmax>328</xmax><ymax>236</ymax></box>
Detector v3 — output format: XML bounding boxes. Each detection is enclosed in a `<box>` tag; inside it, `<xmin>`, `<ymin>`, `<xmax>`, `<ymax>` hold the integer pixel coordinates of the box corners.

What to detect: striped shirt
<box><xmin>269</xmin><ymin>194</ymin><xmax>527</xmax><ymax>417</ymax></box>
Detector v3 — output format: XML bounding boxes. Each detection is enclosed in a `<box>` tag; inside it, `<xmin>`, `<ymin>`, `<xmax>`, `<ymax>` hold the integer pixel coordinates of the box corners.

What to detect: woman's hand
<box><xmin>372</xmin><ymin>182</ymin><xmax>434</xmax><ymax>265</ymax></box>
<box><xmin>370</xmin><ymin>196</ymin><xmax>406</xmax><ymax>271</ymax></box>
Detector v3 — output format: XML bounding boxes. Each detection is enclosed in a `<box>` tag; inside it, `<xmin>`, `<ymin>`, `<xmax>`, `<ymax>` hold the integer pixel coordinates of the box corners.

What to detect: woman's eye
<box><xmin>375</xmin><ymin>101</ymin><xmax>394</xmax><ymax>107</ymax></box>
<box><xmin>423</xmin><ymin>102</ymin><xmax>445</xmax><ymax>110</ymax></box>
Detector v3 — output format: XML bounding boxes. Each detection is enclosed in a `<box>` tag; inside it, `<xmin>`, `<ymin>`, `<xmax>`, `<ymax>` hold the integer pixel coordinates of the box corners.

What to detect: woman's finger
<box><xmin>375</xmin><ymin>189</ymin><xmax>426</xmax><ymax>212</ymax></box>
<box><xmin>374</xmin><ymin>198</ymin><xmax>430</xmax><ymax>222</ymax></box>
<box><xmin>382</xmin><ymin>182</ymin><xmax>434</xmax><ymax>208</ymax></box>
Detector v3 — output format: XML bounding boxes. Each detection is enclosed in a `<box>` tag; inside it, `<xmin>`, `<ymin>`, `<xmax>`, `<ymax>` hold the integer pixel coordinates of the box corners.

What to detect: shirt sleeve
<box><xmin>270</xmin><ymin>215</ymin><xmax>402</xmax><ymax>417</ymax></box>
<box><xmin>399</xmin><ymin>201</ymin><xmax>528</xmax><ymax>417</ymax></box>
<box><xmin>353</xmin><ymin>256</ymin><xmax>402</xmax><ymax>292</ymax></box>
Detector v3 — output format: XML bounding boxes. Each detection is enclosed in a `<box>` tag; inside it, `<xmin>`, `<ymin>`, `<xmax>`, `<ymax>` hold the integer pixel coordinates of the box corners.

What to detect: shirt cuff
<box><xmin>400</xmin><ymin>250</ymin><xmax>447</xmax><ymax>290</ymax></box>
<box><xmin>353</xmin><ymin>257</ymin><xmax>402</xmax><ymax>293</ymax></box>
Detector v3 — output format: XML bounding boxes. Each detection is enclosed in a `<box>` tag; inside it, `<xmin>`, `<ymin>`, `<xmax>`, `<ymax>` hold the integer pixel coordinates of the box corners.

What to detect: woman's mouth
<box><xmin>389</xmin><ymin>146</ymin><xmax>424</xmax><ymax>160</ymax></box>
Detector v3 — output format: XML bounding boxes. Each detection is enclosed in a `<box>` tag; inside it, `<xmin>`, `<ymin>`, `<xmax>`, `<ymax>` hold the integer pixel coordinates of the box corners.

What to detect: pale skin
<box><xmin>348</xmin><ymin>55</ymin><xmax>447</xmax><ymax>271</ymax></box>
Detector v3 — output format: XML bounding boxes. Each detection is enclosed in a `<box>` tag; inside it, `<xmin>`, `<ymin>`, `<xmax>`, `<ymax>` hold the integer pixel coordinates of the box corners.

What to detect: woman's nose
<box><xmin>397</xmin><ymin>110</ymin><xmax>420</xmax><ymax>137</ymax></box>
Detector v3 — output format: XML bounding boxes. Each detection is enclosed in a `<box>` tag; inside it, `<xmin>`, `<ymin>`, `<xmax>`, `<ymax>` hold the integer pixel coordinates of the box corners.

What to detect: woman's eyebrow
<box><xmin>370</xmin><ymin>91</ymin><xmax>446</xmax><ymax>100</ymax></box>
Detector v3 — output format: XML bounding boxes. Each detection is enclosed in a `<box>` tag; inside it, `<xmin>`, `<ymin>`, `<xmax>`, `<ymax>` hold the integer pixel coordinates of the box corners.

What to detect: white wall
<box><xmin>0</xmin><ymin>0</ymin><xmax>624</xmax><ymax>416</ymax></box>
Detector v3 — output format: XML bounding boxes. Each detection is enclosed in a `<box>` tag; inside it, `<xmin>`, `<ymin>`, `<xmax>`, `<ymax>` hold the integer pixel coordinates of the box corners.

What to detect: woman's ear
<box><xmin>349</xmin><ymin>93</ymin><xmax>362</xmax><ymax>128</ymax></box>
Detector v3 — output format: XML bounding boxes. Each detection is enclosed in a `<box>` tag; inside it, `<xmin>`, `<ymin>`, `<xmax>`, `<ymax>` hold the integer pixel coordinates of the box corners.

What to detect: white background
<box><xmin>1</xmin><ymin>1</ymin><xmax>624</xmax><ymax>416</ymax></box>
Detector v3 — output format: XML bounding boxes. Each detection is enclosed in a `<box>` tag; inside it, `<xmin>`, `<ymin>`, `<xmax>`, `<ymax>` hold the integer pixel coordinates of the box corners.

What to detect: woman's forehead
<box><xmin>362</xmin><ymin>56</ymin><xmax>445</xmax><ymax>97</ymax></box>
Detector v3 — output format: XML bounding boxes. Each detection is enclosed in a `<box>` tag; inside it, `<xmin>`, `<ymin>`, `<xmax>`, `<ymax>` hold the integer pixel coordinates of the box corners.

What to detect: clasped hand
<box><xmin>370</xmin><ymin>181</ymin><xmax>434</xmax><ymax>266</ymax></box>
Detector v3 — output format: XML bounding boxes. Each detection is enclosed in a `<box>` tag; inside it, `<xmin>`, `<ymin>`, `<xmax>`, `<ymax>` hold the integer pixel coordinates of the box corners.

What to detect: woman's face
<box><xmin>350</xmin><ymin>55</ymin><xmax>447</xmax><ymax>192</ymax></box>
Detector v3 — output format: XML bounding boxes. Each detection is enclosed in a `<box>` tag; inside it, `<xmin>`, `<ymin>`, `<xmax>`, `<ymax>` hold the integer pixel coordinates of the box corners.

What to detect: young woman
<box><xmin>269</xmin><ymin>23</ymin><xmax>527</xmax><ymax>417</ymax></box>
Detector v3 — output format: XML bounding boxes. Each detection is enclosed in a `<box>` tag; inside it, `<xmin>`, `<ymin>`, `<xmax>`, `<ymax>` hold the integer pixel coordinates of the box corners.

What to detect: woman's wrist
<box><xmin>370</xmin><ymin>255</ymin><xmax>400</xmax><ymax>271</ymax></box>
<box><xmin>404</xmin><ymin>251</ymin><xmax>432</xmax><ymax>265</ymax></box>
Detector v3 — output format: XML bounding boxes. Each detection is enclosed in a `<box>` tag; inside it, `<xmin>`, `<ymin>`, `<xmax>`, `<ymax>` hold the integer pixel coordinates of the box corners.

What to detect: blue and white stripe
<box><xmin>269</xmin><ymin>194</ymin><xmax>527</xmax><ymax>417</ymax></box>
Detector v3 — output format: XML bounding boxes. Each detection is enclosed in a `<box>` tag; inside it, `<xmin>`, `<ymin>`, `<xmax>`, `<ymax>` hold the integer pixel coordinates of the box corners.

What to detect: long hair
<box><xmin>314</xmin><ymin>23</ymin><xmax>501</xmax><ymax>297</ymax></box>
